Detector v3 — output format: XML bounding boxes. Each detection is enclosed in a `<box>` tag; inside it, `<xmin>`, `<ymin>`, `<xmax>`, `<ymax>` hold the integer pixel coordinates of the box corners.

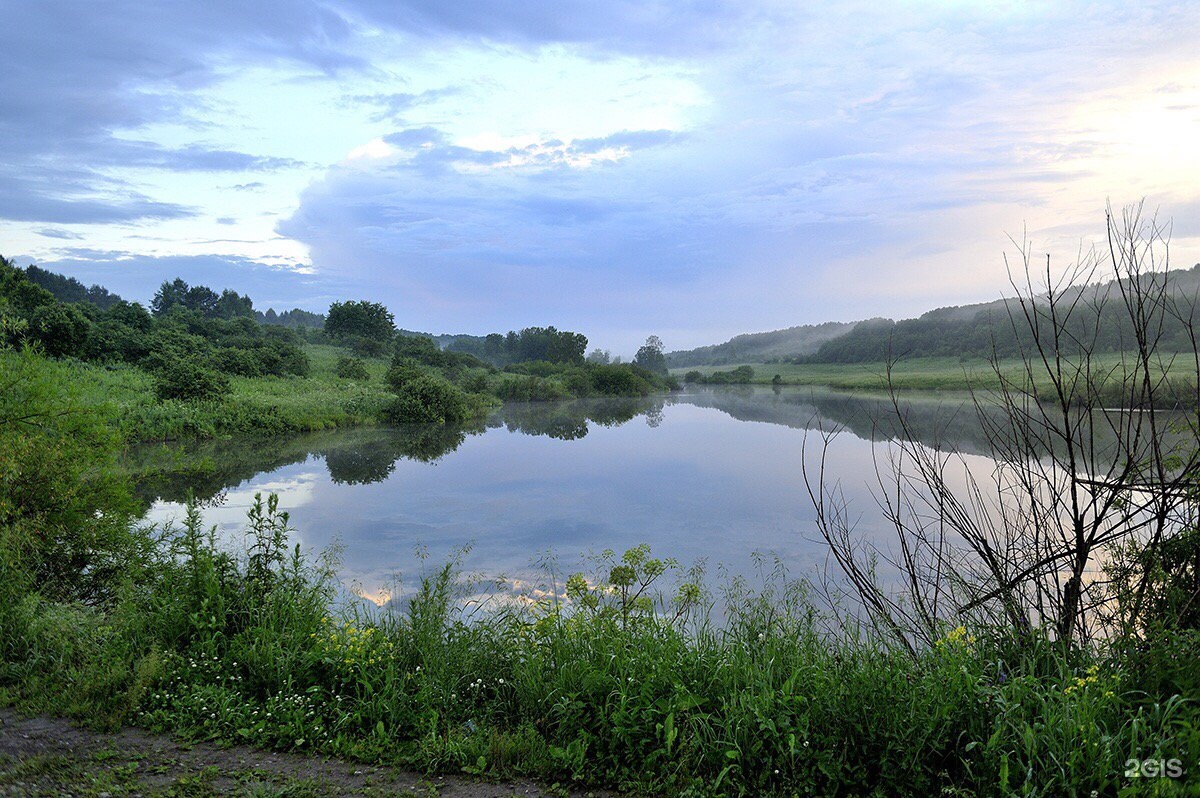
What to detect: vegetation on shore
<box><xmin>1</xmin><ymin>257</ymin><xmax>677</xmax><ymax>442</ymax></box>
<box><xmin>676</xmin><ymin>353</ymin><xmax>1200</xmax><ymax>407</ymax></box>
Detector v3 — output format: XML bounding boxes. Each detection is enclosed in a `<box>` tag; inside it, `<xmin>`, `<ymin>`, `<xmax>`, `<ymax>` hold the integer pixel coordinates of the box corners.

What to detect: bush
<box><xmin>587</xmin><ymin>364</ymin><xmax>653</xmax><ymax>397</ymax></box>
<box><xmin>345</xmin><ymin>335</ymin><xmax>388</xmax><ymax>358</ymax></box>
<box><xmin>492</xmin><ymin>374</ymin><xmax>571</xmax><ymax>402</ymax></box>
<box><xmin>335</xmin><ymin>356</ymin><xmax>371</xmax><ymax>380</ymax></box>
<box><xmin>152</xmin><ymin>358</ymin><xmax>231</xmax><ymax>403</ymax></box>
<box><xmin>0</xmin><ymin>349</ymin><xmax>142</xmax><ymax>607</ymax></box>
<box><xmin>213</xmin><ymin>346</ymin><xmax>264</xmax><ymax>377</ymax></box>
<box><xmin>28</xmin><ymin>302</ymin><xmax>91</xmax><ymax>357</ymax></box>
<box><xmin>381</xmin><ymin>374</ymin><xmax>474</xmax><ymax>423</ymax></box>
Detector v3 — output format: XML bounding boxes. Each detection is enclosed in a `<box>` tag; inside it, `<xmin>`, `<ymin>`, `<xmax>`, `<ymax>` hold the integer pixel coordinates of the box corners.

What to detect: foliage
<box><xmin>0</xmin><ymin>348</ymin><xmax>142</xmax><ymax>609</ymax></box>
<box><xmin>324</xmin><ymin>300</ymin><xmax>395</xmax><ymax>343</ymax></box>
<box><xmin>152</xmin><ymin>358</ymin><xmax>232</xmax><ymax>403</ymax></box>
<box><xmin>335</xmin><ymin>356</ymin><xmax>371</xmax><ymax>380</ymax></box>
<box><xmin>24</xmin><ymin>263</ymin><xmax>124</xmax><ymax>310</ymax></box>
<box><xmin>446</xmin><ymin>326</ymin><xmax>587</xmax><ymax>366</ymax></box>
<box><xmin>686</xmin><ymin>365</ymin><xmax>754</xmax><ymax>385</ymax></box>
<box><xmin>4</xmin><ymin>495</ymin><xmax>1199</xmax><ymax>796</ymax></box>
<box><xmin>27</xmin><ymin>301</ymin><xmax>92</xmax><ymax>357</ymax></box>
<box><xmin>382</xmin><ymin>374</ymin><xmax>480</xmax><ymax>424</ymax></box>
<box><xmin>632</xmin><ymin>335</ymin><xmax>668</xmax><ymax>375</ymax></box>
<box><xmin>1109</xmin><ymin>526</ymin><xmax>1200</xmax><ymax>634</ymax></box>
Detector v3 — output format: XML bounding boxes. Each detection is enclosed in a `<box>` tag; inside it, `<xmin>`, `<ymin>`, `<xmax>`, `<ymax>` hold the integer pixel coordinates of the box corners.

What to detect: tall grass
<box><xmin>3</xmin><ymin>497</ymin><xmax>1197</xmax><ymax>796</ymax></box>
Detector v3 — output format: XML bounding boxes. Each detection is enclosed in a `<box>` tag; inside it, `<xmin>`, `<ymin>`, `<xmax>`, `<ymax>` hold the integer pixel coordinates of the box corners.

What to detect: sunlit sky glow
<box><xmin>2</xmin><ymin>1</ymin><xmax>1198</xmax><ymax>353</ymax></box>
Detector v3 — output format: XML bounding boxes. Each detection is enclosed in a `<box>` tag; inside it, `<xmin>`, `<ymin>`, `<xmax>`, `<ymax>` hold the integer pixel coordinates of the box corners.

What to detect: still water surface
<box><xmin>134</xmin><ymin>387</ymin><xmax>993</xmax><ymax>604</ymax></box>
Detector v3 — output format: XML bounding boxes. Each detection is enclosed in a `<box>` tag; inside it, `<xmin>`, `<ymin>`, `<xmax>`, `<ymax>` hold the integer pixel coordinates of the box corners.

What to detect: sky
<box><xmin>2</xmin><ymin>1</ymin><xmax>1199</xmax><ymax>354</ymax></box>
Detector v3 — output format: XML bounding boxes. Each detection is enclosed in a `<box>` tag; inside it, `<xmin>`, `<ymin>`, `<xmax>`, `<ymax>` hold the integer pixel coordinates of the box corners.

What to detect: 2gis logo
<box><xmin>1124</xmin><ymin>757</ymin><xmax>1185</xmax><ymax>779</ymax></box>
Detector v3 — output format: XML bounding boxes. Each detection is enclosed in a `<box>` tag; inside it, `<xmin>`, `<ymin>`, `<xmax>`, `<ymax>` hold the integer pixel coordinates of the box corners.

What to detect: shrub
<box><xmin>381</xmin><ymin>374</ymin><xmax>473</xmax><ymax>423</ymax></box>
<box><xmin>587</xmin><ymin>364</ymin><xmax>653</xmax><ymax>397</ymax></box>
<box><xmin>345</xmin><ymin>335</ymin><xmax>388</xmax><ymax>358</ymax></box>
<box><xmin>28</xmin><ymin>302</ymin><xmax>91</xmax><ymax>357</ymax></box>
<box><xmin>336</xmin><ymin>356</ymin><xmax>371</xmax><ymax>380</ymax></box>
<box><xmin>213</xmin><ymin>346</ymin><xmax>263</xmax><ymax>377</ymax></box>
<box><xmin>152</xmin><ymin>358</ymin><xmax>231</xmax><ymax>403</ymax></box>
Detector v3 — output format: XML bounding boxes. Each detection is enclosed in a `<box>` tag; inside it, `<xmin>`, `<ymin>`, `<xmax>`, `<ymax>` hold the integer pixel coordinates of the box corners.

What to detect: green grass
<box><xmin>674</xmin><ymin>352</ymin><xmax>1200</xmax><ymax>396</ymax></box>
<box><xmin>0</xmin><ymin>345</ymin><xmax>396</xmax><ymax>442</ymax></box>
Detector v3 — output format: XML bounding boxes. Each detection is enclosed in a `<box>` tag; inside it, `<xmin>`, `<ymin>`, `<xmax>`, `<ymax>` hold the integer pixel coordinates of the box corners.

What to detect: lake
<box><xmin>131</xmin><ymin>387</ymin><xmax>998</xmax><ymax>606</ymax></box>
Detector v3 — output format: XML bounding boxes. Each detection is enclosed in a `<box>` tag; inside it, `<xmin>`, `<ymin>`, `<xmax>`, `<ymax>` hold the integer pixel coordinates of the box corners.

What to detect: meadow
<box><xmin>0</xmin><ymin>345</ymin><xmax>396</xmax><ymax>442</ymax></box>
<box><xmin>674</xmin><ymin>353</ymin><xmax>1200</xmax><ymax>400</ymax></box>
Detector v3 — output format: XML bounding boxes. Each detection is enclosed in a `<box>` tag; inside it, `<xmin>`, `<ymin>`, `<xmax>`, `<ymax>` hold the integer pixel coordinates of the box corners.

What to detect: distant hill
<box><xmin>667</xmin><ymin>321</ymin><xmax>859</xmax><ymax>367</ymax></box>
<box><xmin>670</xmin><ymin>263</ymin><xmax>1200</xmax><ymax>366</ymax></box>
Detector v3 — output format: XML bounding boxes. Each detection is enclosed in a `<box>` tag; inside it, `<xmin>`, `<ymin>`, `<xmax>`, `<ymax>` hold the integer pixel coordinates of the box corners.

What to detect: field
<box><xmin>673</xmin><ymin>353</ymin><xmax>1200</xmax><ymax>395</ymax></box>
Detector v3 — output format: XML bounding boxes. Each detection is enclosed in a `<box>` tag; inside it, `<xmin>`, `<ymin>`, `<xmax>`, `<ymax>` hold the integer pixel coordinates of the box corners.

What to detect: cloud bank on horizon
<box><xmin>2</xmin><ymin>0</ymin><xmax>1199</xmax><ymax>353</ymax></box>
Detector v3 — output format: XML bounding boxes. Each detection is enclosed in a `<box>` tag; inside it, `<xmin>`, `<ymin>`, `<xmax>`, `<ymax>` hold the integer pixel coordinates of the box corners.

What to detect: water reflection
<box><xmin>129</xmin><ymin>387</ymin><xmax>1007</xmax><ymax>603</ymax></box>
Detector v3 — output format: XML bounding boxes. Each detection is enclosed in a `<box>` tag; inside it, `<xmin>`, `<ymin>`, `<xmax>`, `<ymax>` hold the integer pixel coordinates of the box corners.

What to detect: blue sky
<box><xmin>2</xmin><ymin>1</ymin><xmax>1198</xmax><ymax>353</ymax></box>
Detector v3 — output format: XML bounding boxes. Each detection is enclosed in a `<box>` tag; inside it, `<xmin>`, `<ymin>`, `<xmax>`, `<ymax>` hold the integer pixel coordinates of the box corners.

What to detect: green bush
<box><xmin>28</xmin><ymin>302</ymin><xmax>92</xmax><ymax>357</ymax></box>
<box><xmin>0</xmin><ymin>349</ymin><xmax>142</xmax><ymax>608</ymax></box>
<box><xmin>335</xmin><ymin>356</ymin><xmax>371</xmax><ymax>380</ymax></box>
<box><xmin>152</xmin><ymin>358</ymin><xmax>231</xmax><ymax>403</ymax></box>
<box><xmin>381</xmin><ymin>374</ymin><xmax>474</xmax><ymax>423</ymax></box>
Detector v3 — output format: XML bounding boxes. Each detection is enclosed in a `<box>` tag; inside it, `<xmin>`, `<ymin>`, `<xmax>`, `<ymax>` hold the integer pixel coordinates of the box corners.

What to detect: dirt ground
<box><xmin>0</xmin><ymin>709</ymin><xmax>609</xmax><ymax>797</ymax></box>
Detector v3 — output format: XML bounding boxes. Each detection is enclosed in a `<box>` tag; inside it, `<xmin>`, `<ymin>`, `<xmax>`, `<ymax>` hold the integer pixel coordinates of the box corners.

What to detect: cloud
<box><xmin>0</xmin><ymin>2</ymin><xmax>356</xmax><ymax>225</ymax></box>
<box><xmin>344</xmin><ymin>0</ymin><xmax>753</xmax><ymax>56</ymax></box>
<box><xmin>0</xmin><ymin>174</ymin><xmax>194</xmax><ymax>224</ymax></box>
<box><xmin>33</xmin><ymin>228</ymin><xmax>84</xmax><ymax>241</ymax></box>
<box><xmin>352</xmin><ymin>87</ymin><xmax>462</xmax><ymax>122</ymax></box>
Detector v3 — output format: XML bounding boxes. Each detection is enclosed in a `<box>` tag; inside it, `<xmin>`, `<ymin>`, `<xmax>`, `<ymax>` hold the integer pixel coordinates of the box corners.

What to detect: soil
<box><xmin>0</xmin><ymin>709</ymin><xmax>609</xmax><ymax>797</ymax></box>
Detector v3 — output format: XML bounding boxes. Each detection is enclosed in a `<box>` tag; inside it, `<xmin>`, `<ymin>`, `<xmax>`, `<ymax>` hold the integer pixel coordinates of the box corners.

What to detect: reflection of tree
<box><xmin>122</xmin><ymin>437</ymin><xmax>318</xmax><ymax>507</ymax></box>
<box><xmin>391</xmin><ymin>423</ymin><xmax>484</xmax><ymax>464</ymax></box>
<box><xmin>324</xmin><ymin>442</ymin><xmax>397</xmax><ymax>484</ymax></box>
<box><xmin>493</xmin><ymin>397</ymin><xmax>662</xmax><ymax>439</ymax></box>
<box><xmin>127</xmin><ymin>396</ymin><xmax>669</xmax><ymax>506</ymax></box>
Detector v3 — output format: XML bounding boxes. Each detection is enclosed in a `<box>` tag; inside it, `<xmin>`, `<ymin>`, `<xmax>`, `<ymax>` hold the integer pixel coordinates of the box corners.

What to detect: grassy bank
<box><xmin>674</xmin><ymin>353</ymin><xmax>1200</xmax><ymax>398</ymax></box>
<box><xmin>3</xmin><ymin>500</ymin><xmax>1198</xmax><ymax>796</ymax></box>
<box><xmin>0</xmin><ymin>345</ymin><xmax>396</xmax><ymax>442</ymax></box>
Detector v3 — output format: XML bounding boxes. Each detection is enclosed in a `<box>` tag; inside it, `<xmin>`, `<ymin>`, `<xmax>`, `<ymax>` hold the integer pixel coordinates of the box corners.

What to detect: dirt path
<box><xmin>0</xmin><ymin>709</ymin><xmax>607</xmax><ymax>797</ymax></box>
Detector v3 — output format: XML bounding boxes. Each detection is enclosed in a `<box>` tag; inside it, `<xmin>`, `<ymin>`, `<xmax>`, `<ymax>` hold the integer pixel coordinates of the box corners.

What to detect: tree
<box><xmin>151</xmin><ymin>278</ymin><xmax>190</xmax><ymax>316</ymax></box>
<box><xmin>633</xmin><ymin>335</ymin><xmax>668</xmax><ymax>375</ymax></box>
<box><xmin>28</xmin><ymin>302</ymin><xmax>91</xmax><ymax>357</ymax></box>
<box><xmin>325</xmin><ymin>300</ymin><xmax>395</xmax><ymax>342</ymax></box>
<box><xmin>214</xmin><ymin>289</ymin><xmax>254</xmax><ymax>319</ymax></box>
<box><xmin>586</xmin><ymin>348</ymin><xmax>612</xmax><ymax>365</ymax></box>
<box><xmin>804</xmin><ymin>204</ymin><xmax>1200</xmax><ymax>649</ymax></box>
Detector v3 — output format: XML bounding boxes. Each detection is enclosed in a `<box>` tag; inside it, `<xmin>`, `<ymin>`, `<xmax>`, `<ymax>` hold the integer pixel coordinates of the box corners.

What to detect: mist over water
<box><xmin>136</xmin><ymin>387</ymin><xmax>995</xmax><ymax>607</ymax></box>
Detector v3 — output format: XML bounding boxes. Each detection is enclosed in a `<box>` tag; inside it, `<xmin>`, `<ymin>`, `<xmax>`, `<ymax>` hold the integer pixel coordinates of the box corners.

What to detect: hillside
<box><xmin>669</xmin><ymin>263</ymin><xmax>1200</xmax><ymax>366</ymax></box>
<box><xmin>666</xmin><ymin>320</ymin><xmax>858</xmax><ymax>367</ymax></box>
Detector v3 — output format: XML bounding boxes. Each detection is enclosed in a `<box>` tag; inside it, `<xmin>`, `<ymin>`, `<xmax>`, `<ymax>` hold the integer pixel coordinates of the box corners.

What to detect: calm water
<box><xmin>132</xmin><ymin>387</ymin><xmax>995</xmax><ymax>604</ymax></box>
